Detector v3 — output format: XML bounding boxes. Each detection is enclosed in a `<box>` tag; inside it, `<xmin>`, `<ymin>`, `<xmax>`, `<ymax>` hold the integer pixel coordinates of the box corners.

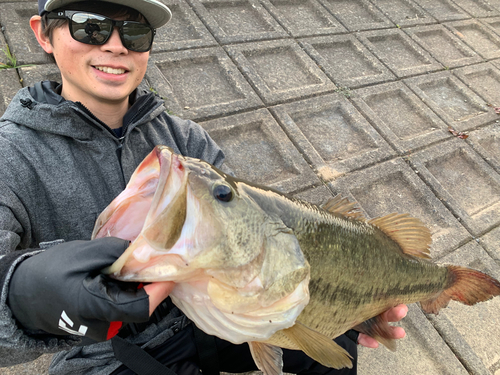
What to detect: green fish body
<box><xmin>93</xmin><ymin>146</ymin><xmax>500</xmax><ymax>374</ymax></box>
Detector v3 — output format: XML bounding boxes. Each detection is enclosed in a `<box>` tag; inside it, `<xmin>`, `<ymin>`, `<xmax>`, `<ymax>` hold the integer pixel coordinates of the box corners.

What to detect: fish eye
<box><xmin>213</xmin><ymin>184</ymin><xmax>233</xmax><ymax>202</ymax></box>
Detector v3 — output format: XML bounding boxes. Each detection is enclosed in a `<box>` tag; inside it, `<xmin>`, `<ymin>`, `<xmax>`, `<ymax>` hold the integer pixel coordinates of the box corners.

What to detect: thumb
<box><xmin>143</xmin><ymin>282</ymin><xmax>176</xmax><ymax>316</ymax></box>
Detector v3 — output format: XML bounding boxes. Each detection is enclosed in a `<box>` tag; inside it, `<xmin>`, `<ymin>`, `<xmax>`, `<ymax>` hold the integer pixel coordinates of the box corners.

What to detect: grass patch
<box><xmin>0</xmin><ymin>44</ymin><xmax>33</xmax><ymax>70</ymax></box>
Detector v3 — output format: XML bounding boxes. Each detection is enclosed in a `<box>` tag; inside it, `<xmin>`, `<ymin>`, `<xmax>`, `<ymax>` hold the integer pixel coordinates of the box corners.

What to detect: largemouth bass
<box><xmin>93</xmin><ymin>145</ymin><xmax>500</xmax><ymax>374</ymax></box>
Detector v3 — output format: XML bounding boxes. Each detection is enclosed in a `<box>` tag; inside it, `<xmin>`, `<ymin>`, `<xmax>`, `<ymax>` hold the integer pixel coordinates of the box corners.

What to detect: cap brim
<box><xmin>43</xmin><ymin>0</ymin><xmax>172</xmax><ymax>28</ymax></box>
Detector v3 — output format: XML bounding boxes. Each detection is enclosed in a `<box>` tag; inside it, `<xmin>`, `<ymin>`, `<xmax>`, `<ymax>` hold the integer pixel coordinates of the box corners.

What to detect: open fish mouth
<box><xmin>98</xmin><ymin>148</ymin><xmax>199</xmax><ymax>281</ymax></box>
<box><xmin>92</xmin><ymin>146</ymin><xmax>172</xmax><ymax>243</ymax></box>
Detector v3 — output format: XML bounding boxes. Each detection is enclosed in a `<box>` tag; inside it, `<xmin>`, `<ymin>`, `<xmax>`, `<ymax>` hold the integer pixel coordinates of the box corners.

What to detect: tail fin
<box><xmin>421</xmin><ymin>266</ymin><xmax>500</xmax><ymax>314</ymax></box>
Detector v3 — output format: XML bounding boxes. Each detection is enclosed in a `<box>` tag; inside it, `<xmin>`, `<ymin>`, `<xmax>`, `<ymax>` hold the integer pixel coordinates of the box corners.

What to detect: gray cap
<box><xmin>38</xmin><ymin>0</ymin><xmax>172</xmax><ymax>28</ymax></box>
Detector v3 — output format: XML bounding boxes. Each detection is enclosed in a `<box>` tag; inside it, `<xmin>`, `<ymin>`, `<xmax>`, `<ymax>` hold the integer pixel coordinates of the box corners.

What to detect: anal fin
<box><xmin>353</xmin><ymin>314</ymin><xmax>397</xmax><ymax>351</ymax></box>
<box><xmin>248</xmin><ymin>341</ymin><xmax>283</xmax><ymax>375</ymax></box>
<box><xmin>282</xmin><ymin>322</ymin><xmax>353</xmax><ymax>369</ymax></box>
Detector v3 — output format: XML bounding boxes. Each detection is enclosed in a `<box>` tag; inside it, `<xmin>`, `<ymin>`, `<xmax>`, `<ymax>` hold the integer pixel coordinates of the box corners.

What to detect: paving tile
<box><xmin>259</xmin><ymin>0</ymin><xmax>347</xmax><ymax>37</ymax></box>
<box><xmin>411</xmin><ymin>139</ymin><xmax>500</xmax><ymax>236</ymax></box>
<box><xmin>271</xmin><ymin>93</ymin><xmax>394</xmax><ymax>181</ymax></box>
<box><xmin>146</xmin><ymin>48</ymin><xmax>263</xmax><ymax>121</ymax></box>
<box><xmin>369</xmin><ymin>0</ymin><xmax>436</xmax><ymax>27</ymax></box>
<box><xmin>0</xmin><ymin>30</ymin><xmax>9</xmax><ymax>68</ymax></box>
<box><xmin>199</xmin><ymin>109</ymin><xmax>319</xmax><ymax>193</ymax></box>
<box><xmin>299</xmin><ymin>34</ymin><xmax>395</xmax><ymax>88</ymax></box>
<box><xmin>317</xmin><ymin>0</ymin><xmax>393</xmax><ymax>31</ymax></box>
<box><xmin>466</xmin><ymin>124</ymin><xmax>500</xmax><ymax>176</ymax></box>
<box><xmin>411</xmin><ymin>0</ymin><xmax>470</xmax><ymax>21</ymax></box>
<box><xmin>428</xmin><ymin>242</ymin><xmax>500</xmax><ymax>375</ymax></box>
<box><xmin>448</xmin><ymin>0</ymin><xmax>499</xmax><ymax>18</ymax></box>
<box><xmin>225</xmin><ymin>39</ymin><xmax>335</xmax><ymax>105</ymax></box>
<box><xmin>152</xmin><ymin>0</ymin><xmax>218</xmax><ymax>52</ymax></box>
<box><xmin>186</xmin><ymin>0</ymin><xmax>287</xmax><ymax>44</ymax></box>
<box><xmin>445</xmin><ymin>19</ymin><xmax>500</xmax><ymax>60</ymax></box>
<box><xmin>0</xmin><ymin>353</ymin><xmax>52</xmax><ymax>375</ymax></box>
<box><xmin>488</xmin><ymin>0</ymin><xmax>500</xmax><ymax>12</ymax></box>
<box><xmin>329</xmin><ymin>157</ymin><xmax>470</xmax><ymax>257</ymax></box>
<box><xmin>293</xmin><ymin>185</ymin><xmax>336</xmax><ymax>206</ymax></box>
<box><xmin>18</xmin><ymin>64</ymin><xmax>61</xmax><ymax>87</ymax></box>
<box><xmin>479</xmin><ymin>225</ymin><xmax>500</xmax><ymax>262</ymax></box>
<box><xmin>454</xmin><ymin>62</ymin><xmax>500</xmax><ymax>107</ymax></box>
<box><xmin>0</xmin><ymin>3</ymin><xmax>47</xmax><ymax>65</ymax></box>
<box><xmin>356</xmin><ymin>29</ymin><xmax>442</xmax><ymax>78</ymax></box>
<box><xmin>359</xmin><ymin>304</ymin><xmax>468</xmax><ymax>375</ymax></box>
<box><xmin>404</xmin><ymin>71</ymin><xmax>497</xmax><ymax>132</ymax></box>
<box><xmin>352</xmin><ymin>81</ymin><xmax>450</xmax><ymax>154</ymax></box>
<box><xmin>479</xmin><ymin>16</ymin><xmax>500</xmax><ymax>37</ymax></box>
<box><xmin>0</xmin><ymin>69</ymin><xmax>22</xmax><ymax>117</ymax></box>
<box><xmin>404</xmin><ymin>24</ymin><xmax>482</xmax><ymax>68</ymax></box>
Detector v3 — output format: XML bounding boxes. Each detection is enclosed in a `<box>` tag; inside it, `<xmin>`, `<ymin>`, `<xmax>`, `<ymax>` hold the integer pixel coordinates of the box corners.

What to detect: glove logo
<box><xmin>58</xmin><ymin>310</ymin><xmax>88</xmax><ymax>336</ymax></box>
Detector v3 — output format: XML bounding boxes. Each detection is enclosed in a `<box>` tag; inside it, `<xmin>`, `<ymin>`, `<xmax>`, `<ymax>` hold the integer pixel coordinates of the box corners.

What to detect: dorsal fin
<box><xmin>368</xmin><ymin>213</ymin><xmax>432</xmax><ymax>259</ymax></box>
<box><xmin>321</xmin><ymin>195</ymin><xmax>366</xmax><ymax>221</ymax></box>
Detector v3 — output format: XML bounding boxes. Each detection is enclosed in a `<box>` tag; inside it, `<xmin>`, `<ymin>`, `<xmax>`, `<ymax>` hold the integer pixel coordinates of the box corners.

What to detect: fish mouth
<box><xmin>92</xmin><ymin>146</ymin><xmax>173</xmax><ymax>241</ymax></box>
<box><xmin>102</xmin><ymin>149</ymin><xmax>192</xmax><ymax>279</ymax></box>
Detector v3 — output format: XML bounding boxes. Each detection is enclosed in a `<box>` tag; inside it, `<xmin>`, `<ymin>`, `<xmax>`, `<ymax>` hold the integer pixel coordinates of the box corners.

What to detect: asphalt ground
<box><xmin>1</xmin><ymin>0</ymin><xmax>500</xmax><ymax>374</ymax></box>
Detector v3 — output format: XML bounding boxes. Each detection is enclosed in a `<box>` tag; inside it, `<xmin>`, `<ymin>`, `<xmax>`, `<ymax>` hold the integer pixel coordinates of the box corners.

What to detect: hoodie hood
<box><xmin>1</xmin><ymin>81</ymin><xmax>165</xmax><ymax>141</ymax></box>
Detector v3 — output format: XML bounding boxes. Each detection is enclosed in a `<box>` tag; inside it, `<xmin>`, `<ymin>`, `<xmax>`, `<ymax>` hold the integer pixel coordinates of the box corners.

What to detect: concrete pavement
<box><xmin>1</xmin><ymin>0</ymin><xmax>500</xmax><ymax>374</ymax></box>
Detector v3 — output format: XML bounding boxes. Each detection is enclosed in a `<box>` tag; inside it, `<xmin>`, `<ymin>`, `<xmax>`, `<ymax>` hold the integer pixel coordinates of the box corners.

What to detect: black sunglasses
<box><xmin>46</xmin><ymin>10</ymin><xmax>156</xmax><ymax>52</ymax></box>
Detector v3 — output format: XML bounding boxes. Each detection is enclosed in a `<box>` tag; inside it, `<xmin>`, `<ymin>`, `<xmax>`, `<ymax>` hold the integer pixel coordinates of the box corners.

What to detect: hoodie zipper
<box><xmin>73</xmin><ymin>102</ymin><xmax>129</xmax><ymax>184</ymax></box>
<box><xmin>73</xmin><ymin>94</ymin><xmax>158</xmax><ymax>182</ymax></box>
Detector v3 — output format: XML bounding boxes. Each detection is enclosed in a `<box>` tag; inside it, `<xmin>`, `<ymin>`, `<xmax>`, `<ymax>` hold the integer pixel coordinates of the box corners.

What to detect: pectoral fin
<box><xmin>282</xmin><ymin>322</ymin><xmax>353</xmax><ymax>369</ymax></box>
<box><xmin>353</xmin><ymin>314</ymin><xmax>396</xmax><ymax>351</ymax></box>
<box><xmin>248</xmin><ymin>341</ymin><xmax>283</xmax><ymax>375</ymax></box>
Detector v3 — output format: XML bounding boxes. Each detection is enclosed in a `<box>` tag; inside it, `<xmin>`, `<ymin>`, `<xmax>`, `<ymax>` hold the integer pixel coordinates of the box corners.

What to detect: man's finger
<box><xmin>382</xmin><ymin>304</ymin><xmax>408</xmax><ymax>322</ymax></box>
<box><xmin>144</xmin><ymin>282</ymin><xmax>176</xmax><ymax>316</ymax></box>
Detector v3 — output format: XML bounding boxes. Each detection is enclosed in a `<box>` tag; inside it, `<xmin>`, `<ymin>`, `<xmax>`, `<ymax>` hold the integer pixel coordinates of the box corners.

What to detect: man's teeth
<box><xmin>95</xmin><ymin>66</ymin><xmax>126</xmax><ymax>75</ymax></box>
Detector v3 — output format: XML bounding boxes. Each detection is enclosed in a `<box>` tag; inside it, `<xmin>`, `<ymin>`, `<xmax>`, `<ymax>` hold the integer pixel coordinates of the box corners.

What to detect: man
<box><xmin>0</xmin><ymin>0</ymin><xmax>407</xmax><ymax>374</ymax></box>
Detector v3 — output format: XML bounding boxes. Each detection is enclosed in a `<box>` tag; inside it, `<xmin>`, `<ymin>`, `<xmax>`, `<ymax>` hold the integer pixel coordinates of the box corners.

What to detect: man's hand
<box><xmin>144</xmin><ymin>282</ymin><xmax>175</xmax><ymax>315</ymax></box>
<box><xmin>358</xmin><ymin>304</ymin><xmax>408</xmax><ymax>348</ymax></box>
<box><xmin>7</xmin><ymin>237</ymin><xmax>172</xmax><ymax>342</ymax></box>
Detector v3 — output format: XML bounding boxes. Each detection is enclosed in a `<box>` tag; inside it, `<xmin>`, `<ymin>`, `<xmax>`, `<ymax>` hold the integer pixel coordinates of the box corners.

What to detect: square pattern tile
<box><xmin>404</xmin><ymin>71</ymin><xmax>497</xmax><ymax>132</ymax></box>
<box><xmin>357</xmin><ymin>29</ymin><xmax>442</xmax><ymax>78</ymax></box>
<box><xmin>0</xmin><ymin>3</ymin><xmax>47</xmax><ymax>65</ymax></box>
<box><xmin>260</xmin><ymin>0</ymin><xmax>347</xmax><ymax>37</ymax></box>
<box><xmin>411</xmin><ymin>0</ymin><xmax>471</xmax><ymax>21</ymax></box>
<box><xmin>352</xmin><ymin>81</ymin><xmax>450</xmax><ymax>154</ymax></box>
<box><xmin>411</xmin><ymin>139</ymin><xmax>500</xmax><ymax>236</ymax></box>
<box><xmin>153</xmin><ymin>0</ymin><xmax>218</xmax><ymax>52</ymax></box>
<box><xmin>318</xmin><ymin>0</ymin><xmax>393</xmax><ymax>31</ymax></box>
<box><xmin>225</xmin><ymin>39</ymin><xmax>335</xmax><ymax>105</ymax></box>
<box><xmin>199</xmin><ymin>108</ymin><xmax>319</xmax><ymax>193</ymax></box>
<box><xmin>146</xmin><ymin>48</ymin><xmax>263</xmax><ymax>120</ymax></box>
<box><xmin>404</xmin><ymin>24</ymin><xmax>482</xmax><ymax>68</ymax></box>
<box><xmin>271</xmin><ymin>93</ymin><xmax>395</xmax><ymax>181</ymax></box>
<box><xmin>187</xmin><ymin>0</ymin><xmax>288</xmax><ymax>43</ymax></box>
<box><xmin>370</xmin><ymin>0</ymin><xmax>436</xmax><ymax>27</ymax></box>
<box><xmin>445</xmin><ymin>20</ymin><xmax>500</xmax><ymax>59</ymax></box>
<box><xmin>299</xmin><ymin>34</ymin><xmax>395</xmax><ymax>88</ymax></box>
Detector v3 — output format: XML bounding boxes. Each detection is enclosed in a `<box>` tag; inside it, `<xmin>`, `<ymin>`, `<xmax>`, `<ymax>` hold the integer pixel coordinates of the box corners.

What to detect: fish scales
<box><xmin>238</xmin><ymin>186</ymin><xmax>451</xmax><ymax>347</ymax></box>
<box><xmin>93</xmin><ymin>146</ymin><xmax>500</xmax><ymax>374</ymax></box>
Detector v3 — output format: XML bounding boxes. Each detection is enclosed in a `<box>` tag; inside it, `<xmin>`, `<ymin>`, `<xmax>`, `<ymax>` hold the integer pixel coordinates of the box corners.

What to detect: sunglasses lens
<box><xmin>121</xmin><ymin>23</ymin><xmax>154</xmax><ymax>52</ymax></box>
<box><xmin>70</xmin><ymin>13</ymin><xmax>111</xmax><ymax>45</ymax></box>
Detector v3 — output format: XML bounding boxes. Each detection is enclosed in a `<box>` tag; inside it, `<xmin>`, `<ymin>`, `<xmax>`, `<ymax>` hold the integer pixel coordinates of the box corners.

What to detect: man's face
<box><xmin>49</xmin><ymin>17</ymin><xmax>150</xmax><ymax>107</ymax></box>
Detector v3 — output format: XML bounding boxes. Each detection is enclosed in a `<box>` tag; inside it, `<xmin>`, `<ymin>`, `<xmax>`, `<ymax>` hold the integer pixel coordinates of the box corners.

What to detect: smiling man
<box><xmin>0</xmin><ymin>1</ymin><xmax>407</xmax><ymax>374</ymax></box>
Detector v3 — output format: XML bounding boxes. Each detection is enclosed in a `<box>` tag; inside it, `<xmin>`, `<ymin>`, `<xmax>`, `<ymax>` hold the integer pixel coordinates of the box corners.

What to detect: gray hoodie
<box><xmin>0</xmin><ymin>81</ymin><xmax>225</xmax><ymax>373</ymax></box>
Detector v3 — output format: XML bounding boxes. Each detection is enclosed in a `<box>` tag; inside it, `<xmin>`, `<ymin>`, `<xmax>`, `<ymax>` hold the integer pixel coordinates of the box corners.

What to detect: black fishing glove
<box><xmin>7</xmin><ymin>237</ymin><xmax>150</xmax><ymax>342</ymax></box>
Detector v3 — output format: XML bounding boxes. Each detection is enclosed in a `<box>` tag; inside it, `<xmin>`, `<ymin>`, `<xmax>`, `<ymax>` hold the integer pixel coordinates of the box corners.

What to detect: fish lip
<box><xmin>92</xmin><ymin>146</ymin><xmax>175</xmax><ymax>240</ymax></box>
